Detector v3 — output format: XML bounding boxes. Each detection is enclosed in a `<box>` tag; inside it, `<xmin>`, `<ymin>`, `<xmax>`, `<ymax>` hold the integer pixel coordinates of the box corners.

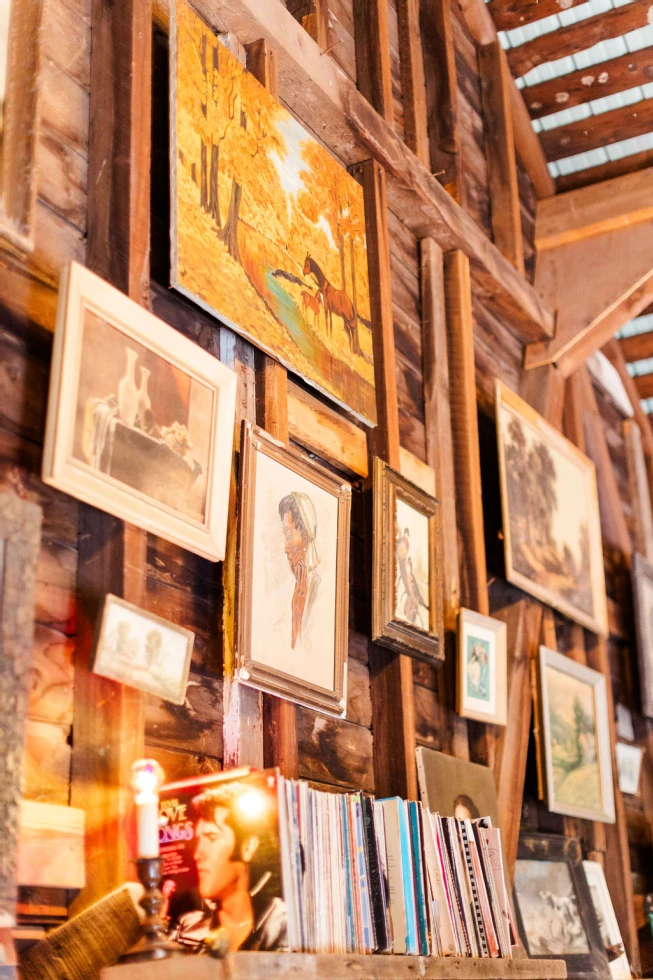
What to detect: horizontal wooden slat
<box><xmin>556</xmin><ymin>146</ymin><xmax>653</xmax><ymax>193</ymax></box>
<box><xmin>540</xmin><ymin>97</ymin><xmax>653</xmax><ymax>162</ymax></box>
<box><xmin>17</xmin><ymin>801</ymin><xmax>85</xmax><ymax>889</ymax></box>
<box><xmin>633</xmin><ymin>371</ymin><xmax>653</xmax><ymax>399</ymax></box>
<box><xmin>620</xmin><ymin>330</ymin><xmax>653</xmax><ymax>364</ymax></box>
<box><xmin>535</xmin><ymin>167</ymin><xmax>653</xmax><ymax>250</ymax></box>
<box><xmin>506</xmin><ymin>2</ymin><xmax>653</xmax><ymax>78</ymax></box>
<box><xmin>523</xmin><ymin>47</ymin><xmax>653</xmax><ymax>120</ymax></box>
<box><xmin>287</xmin><ymin>381</ymin><xmax>368</xmax><ymax>477</ymax></box>
<box><xmin>488</xmin><ymin>0</ymin><xmax>586</xmax><ymax>32</ymax></box>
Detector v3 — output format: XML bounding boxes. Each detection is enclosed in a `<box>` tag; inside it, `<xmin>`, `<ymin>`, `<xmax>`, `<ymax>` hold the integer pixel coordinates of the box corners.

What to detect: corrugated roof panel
<box><xmin>641</xmin><ymin>397</ymin><xmax>653</xmax><ymax>412</ymax></box>
<box><xmin>548</xmin><ymin>129</ymin><xmax>653</xmax><ymax>176</ymax></box>
<box><xmin>616</xmin><ymin>314</ymin><xmax>653</xmax><ymax>339</ymax></box>
<box><xmin>626</xmin><ymin>356</ymin><xmax>653</xmax><ymax>377</ymax></box>
<box><xmin>516</xmin><ymin>23</ymin><xmax>653</xmax><ymax>86</ymax></box>
<box><xmin>499</xmin><ymin>0</ymin><xmax>633</xmax><ymax>52</ymax></box>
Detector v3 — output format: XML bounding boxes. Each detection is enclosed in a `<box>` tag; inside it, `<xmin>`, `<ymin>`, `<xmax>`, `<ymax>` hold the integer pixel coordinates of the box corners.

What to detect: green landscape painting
<box><xmin>545</xmin><ymin>664</ymin><xmax>601</xmax><ymax>811</ymax></box>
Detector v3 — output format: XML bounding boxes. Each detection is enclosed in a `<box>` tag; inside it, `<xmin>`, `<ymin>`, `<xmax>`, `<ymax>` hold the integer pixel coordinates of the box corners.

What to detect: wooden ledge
<box><xmin>103</xmin><ymin>953</ymin><xmax>567</xmax><ymax>980</ymax></box>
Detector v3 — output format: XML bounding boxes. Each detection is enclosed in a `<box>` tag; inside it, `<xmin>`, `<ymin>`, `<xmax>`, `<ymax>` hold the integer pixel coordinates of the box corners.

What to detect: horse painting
<box><xmin>303</xmin><ymin>255</ymin><xmax>361</xmax><ymax>355</ymax></box>
<box><xmin>301</xmin><ymin>290</ymin><xmax>322</xmax><ymax>328</ymax></box>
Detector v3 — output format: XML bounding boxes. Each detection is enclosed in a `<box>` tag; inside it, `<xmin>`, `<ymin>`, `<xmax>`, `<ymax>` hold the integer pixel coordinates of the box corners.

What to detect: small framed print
<box><xmin>236</xmin><ymin>422</ymin><xmax>351</xmax><ymax>716</ymax></box>
<box><xmin>371</xmin><ymin>457</ymin><xmax>444</xmax><ymax>662</ymax></box>
<box><xmin>92</xmin><ymin>594</ymin><xmax>195</xmax><ymax>705</ymax></box>
<box><xmin>616</xmin><ymin>742</ymin><xmax>643</xmax><ymax>796</ymax></box>
<box><xmin>457</xmin><ymin>609</ymin><xmax>507</xmax><ymax>726</ymax></box>
<box><xmin>43</xmin><ymin>261</ymin><xmax>237</xmax><ymax>561</ymax></box>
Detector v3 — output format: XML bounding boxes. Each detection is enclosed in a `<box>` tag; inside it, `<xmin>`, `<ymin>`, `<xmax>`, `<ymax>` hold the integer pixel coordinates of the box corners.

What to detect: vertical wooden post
<box><xmin>70</xmin><ymin>0</ymin><xmax>152</xmax><ymax>914</ymax></box>
<box><xmin>353</xmin><ymin>0</ymin><xmax>394</xmax><ymax>124</ymax></box>
<box><xmin>478</xmin><ymin>42</ymin><xmax>524</xmax><ymax>274</ymax></box>
<box><xmin>396</xmin><ymin>0</ymin><xmax>430</xmax><ymax>167</ymax></box>
<box><xmin>624</xmin><ymin>418</ymin><xmax>653</xmax><ymax>560</ymax></box>
<box><xmin>301</xmin><ymin>0</ymin><xmax>329</xmax><ymax>50</ymax></box>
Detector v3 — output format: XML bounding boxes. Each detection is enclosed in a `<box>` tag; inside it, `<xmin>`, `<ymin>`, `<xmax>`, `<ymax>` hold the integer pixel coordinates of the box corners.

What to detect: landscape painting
<box><xmin>538</xmin><ymin>646</ymin><xmax>615</xmax><ymax>824</ymax></box>
<box><xmin>496</xmin><ymin>381</ymin><xmax>607</xmax><ymax>635</ymax></box>
<box><xmin>170</xmin><ymin>0</ymin><xmax>375</xmax><ymax>424</ymax></box>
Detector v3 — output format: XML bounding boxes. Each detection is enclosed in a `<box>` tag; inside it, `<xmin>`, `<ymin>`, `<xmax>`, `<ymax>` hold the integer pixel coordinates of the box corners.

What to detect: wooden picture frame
<box><xmin>91</xmin><ymin>594</ymin><xmax>195</xmax><ymax>706</ymax></box>
<box><xmin>0</xmin><ymin>492</ymin><xmax>42</xmax><ymax>978</ymax></box>
<box><xmin>583</xmin><ymin>860</ymin><xmax>631</xmax><ymax>980</ymax></box>
<box><xmin>496</xmin><ymin>380</ymin><xmax>608</xmax><ymax>636</ymax></box>
<box><xmin>535</xmin><ymin>646</ymin><xmax>615</xmax><ymax>824</ymax></box>
<box><xmin>615</xmin><ymin>742</ymin><xmax>643</xmax><ymax>796</ymax></box>
<box><xmin>631</xmin><ymin>552</ymin><xmax>653</xmax><ymax>718</ymax></box>
<box><xmin>457</xmin><ymin>608</ymin><xmax>507</xmax><ymax>725</ymax></box>
<box><xmin>371</xmin><ymin>457</ymin><xmax>444</xmax><ymax>662</ymax></box>
<box><xmin>514</xmin><ymin>833</ymin><xmax>610</xmax><ymax>980</ymax></box>
<box><xmin>236</xmin><ymin>422</ymin><xmax>351</xmax><ymax>716</ymax></box>
<box><xmin>42</xmin><ymin>261</ymin><xmax>237</xmax><ymax>562</ymax></box>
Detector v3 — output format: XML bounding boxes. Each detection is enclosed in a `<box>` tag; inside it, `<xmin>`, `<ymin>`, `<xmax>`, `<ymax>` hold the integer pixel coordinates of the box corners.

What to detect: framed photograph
<box><xmin>42</xmin><ymin>261</ymin><xmax>237</xmax><ymax>562</ymax></box>
<box><xmin>236</xmin><ymin>422</ymin><xmax>351</xmax><ymax>716</ymax></box>
<box><xmin>92</xmin><ymin>594</ymin><xmax>194</xmax><ymax>705</ymax></box>
<box><xmin>615</xmin><ymin>703</ymin><xmax>635</xmax><ymax>742</ymax></box>
<box><xmin>457</xmin><ymin>608</ymin><xmax>507</xmax><ymax>725</ymax></box>
<box><xmin>416</xmin><ymin>746</ymin><xmax>501</xmax><ymax>826</ymax></box>
<box><xmin>536</xmin><ymin>646</ymin><xmax>615</xmax><ymax>824</ymax></box>
<box><xmin>371</xmin><ymin>457</ymin><xmax>444</xmax><ymax>662</ymax></box>
<box><xmin>615</xmin><ymin>742</ymin><xmax>643</xmax><ymax>796</ymax></box>
<box><xmin>583</xmin><ymin>860</ymin><xmax>631</xmax><ymax>980</ymax></box>
<box><xmin>631</xmin><ymin>552</ymin><xmax>653</xmax><ymax>717</ymax></box>
<box><xmin>514</xmin><ymin>834</ymin><xmax>609</xmax><ymax>980</ymax></box>
<box><xmin>170</xmin><ymin>0</ymin><xmax>375</xmax><ymax>425</ymax></box>
<box><xmin>496</xmin><ymin>380</ymin><xmax>608</xmax><ymax>636</ymax></box>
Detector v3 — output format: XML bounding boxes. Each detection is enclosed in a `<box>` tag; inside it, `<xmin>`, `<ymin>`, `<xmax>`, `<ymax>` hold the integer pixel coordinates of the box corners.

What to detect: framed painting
<box><xmin>631</xmin><ymin>552</ymin><xmax>653</xmax><ymax>717</ymax></box>
<box><xmin>535</xmin><ymin>646</ymin><xmax>615</xmax><ymax>824</ymax></box>
<box><xmin>416</xmin><ymin>747</ymin><xmax>501</xmax><ymax>827</ymax></box>
<box><xmin>615</xmin><ymin>742</ymin><xmax>643</xmax><ymax>796</ymax></box>
<box><xmin>514</xmin><ymin>834</ymin><xmax>609</xmax><ymax>980</ymax></box>
<box><xmin>92</xmin><ymin>594</ymin><xmax>195</xmax><ymax>705</ymax></box>
<box><xmin>457</xmin><ymin>608</ymin><xmax>507</xmax><ymax>725</ymax></box>
<box><xmin>170</xmin><ymin>0</ymin><xmax>376</xmax><ymax>425</ymax></box>
<box><xmin>583</xmin><ymin>860</ymin><xmax>631</xmax><ymax>980</ymax></box>
<box><xmin>495</xmin><ymin>380</ymin><xmax>608</xmax><ymax>636</ymax></box>
<box><xmin>42</xmin><ymin>261</ymin><xmax>237</xmax><ymax>562</ymax></box>
<box><xmin>371</xmin><ymin>458</ymin><xmax>444</xmax><ymax>662</ymax></box>
<box><xmin>236</xmin><ymin>422</ymin><xmax>351</xmax><ymax>716</ymax></box>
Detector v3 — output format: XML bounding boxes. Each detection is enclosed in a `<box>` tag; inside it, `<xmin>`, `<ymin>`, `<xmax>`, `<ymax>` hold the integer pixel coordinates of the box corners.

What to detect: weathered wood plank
<box><xmin>556</xmin><ymin>147</ymin><xmax>653</xmax><ymax>194</ymax></box>
<box><xmin>287</xmin><ymin>382</ymin><xmax>368</xmax><ymax>477</ymax></box>
<box><xmin>353</xmin><ymin>0</ymin><xmax>394</xmax><ymax>123</ymax></box>
<box><xmin>296</xmin><ymin>708</ymin><xmax>374</xmax><ymax>791</ymax></box>
<box><xmin>624</xmin><ymin>418</ymin><xmax>653</xmax><ymax>560</ymax></box>
<box><xmin>487</xmin><ymin>0</ymin><xmax>585</xmax><ymax>31</ymax></box>
<box><xmin>540</xmin><ymin>97</ymin><xmax>653</xmax><ymax>163</ymax></box>
<box><xmin>396</xmin><ymin>0</ymin><xmax>429</xmax><ymax>166</ymax></box>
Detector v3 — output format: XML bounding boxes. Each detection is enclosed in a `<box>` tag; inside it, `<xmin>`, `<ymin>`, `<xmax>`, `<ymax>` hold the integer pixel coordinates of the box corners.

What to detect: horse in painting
<box><xmin>301</xmin><ymin>290</ymin><xmax>322</xmax><ymax>328</ymax></box>
<box><xmin>303</xmin><ymin>255</ymin><xmax>361</xmax><ymax>355</ymax></box>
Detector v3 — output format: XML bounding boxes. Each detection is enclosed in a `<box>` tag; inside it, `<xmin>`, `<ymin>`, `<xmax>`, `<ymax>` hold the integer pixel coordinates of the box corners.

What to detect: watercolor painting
<box><xmin>394</xmin><ymin>497</ymin><xmax>430</xmax><ymax>630</ymax></box>
<box><xmin>457</xmin><ymin>609</ymin><xmax>506</xmax><ymax>725</ymax></box>
<box><xmin>171</xmin><ymin>0</ymin><xmax>375</xmax><ymax>423</ymax></box>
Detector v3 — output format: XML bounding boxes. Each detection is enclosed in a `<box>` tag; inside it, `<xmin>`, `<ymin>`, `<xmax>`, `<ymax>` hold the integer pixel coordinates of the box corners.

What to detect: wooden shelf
<box><xmin>103</xmin><ymin>952</ymin><xmax>567</xmax><ymax>980</ymax></box>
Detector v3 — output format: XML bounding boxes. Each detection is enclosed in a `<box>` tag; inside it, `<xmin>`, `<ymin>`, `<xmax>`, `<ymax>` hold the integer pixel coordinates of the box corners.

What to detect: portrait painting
<box><xmin>43</xmin><ymin>262</ymin><xmax>237</xmax><ymax>561</ymax></box>
<box><xmin>236</xmin><ymin>423</ymin><xmax>351</xmax><ymax>715</ymax></box>
<box><xmin>536</xmin><ymin>646</ymin><xmax>615</xmax><ymax>824</ymax></box>
<box><xmin>170</xmin><ymin>0</ymin><xmax>375</xmax><ymax>424</ymax></box>
<box><xmin>583</xmin><ymin>861</ymin><xmax>631</xmax><ymax>980</ymax></box>
<box><xmin>631</xmin><ymin>553</ymin><xmax>653</xmax><ymax>717</ymax></box>
<box><xmin>496</xmin><ymin>381</ymin><xmax>607</xmax><ymax>636</ymax></box>
<box><xmin>615</xmin><ymin>742</ymin><xmax>643</xmax><ymax>796</ymax></box>
<box><xmin>515</xmin><ymin>835</ymin><xmax>609</xmax><ymax>980</ymax></box>
<box><xmin>92</xmin><ymin>595</ymin><xmax>194</xmax><ymax>705</ymax></box>
<box><xmin>416</xmin><ymin>747</ymin><xmax>501</xmax><ymax>827</ymax></box>
<box><xmin>457</xmin><ymin>608</ymin><xmax>507</xmax><ymax>726</ymax></box>
<box><xmin>372</xmin><ymin>459</ymin><xmax>443</xmax><ymax>662</ymax></box>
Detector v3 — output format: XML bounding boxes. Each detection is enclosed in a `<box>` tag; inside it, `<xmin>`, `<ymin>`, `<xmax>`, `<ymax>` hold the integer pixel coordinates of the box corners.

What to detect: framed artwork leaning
<box><xmin>495</xmin><ymin>380</ymin><xmax>608</xmax><ymax>635</ymax></box>
<box><xmin>236</xmin><ymin>422</ymin><xmax>351</xmax><ymax>716</ymax></box>
<box><xmin>631</xmin><ymin>552</ymin><xmax>653</xmax><ymax>717</ymax></box>
<box><xmin>416</xmin><ymin>747</ymin><xmax>501</xmax><ymax>827</ymax></box>
<box><xmin>170</xmin><ymin>0</ymin><xmax>375</xmax><ymax>424</ymax></box>
<box><xmin>615</xmin><ymin>742</ymin><xmax>643</xmax><ymax>796</ymax></box>
<box><xmin>371</xmin><ymin>458</ymin><xmax>444</xmax><ymax>662</ymax></box>
<box><xmin>535</xmin><ymin>646</ymin><xmax>615</xmax><ymax>824</ymax></box>
<box><xmin>583</xmin><ymin>860</ymin><xmax>631</xmax><ymax>980</ymax></box>
<box><xmin>514</xmin><ymin>834</ymin><xmax>610</xmax><ymax>980</ymax></box>
<box><xmin>42</xmin><ymin>261</ymin><xmax>237</xmax><ymax>562</ymax></box>
<box><xmin>92</xmin><ymin>594</ymin><xmax>195</xmax><ymax>705</ymax></box>
<box><xmin>457</xmin><ymin>608</ymin><xmax>507</xmax><ymax>725</ymax></box>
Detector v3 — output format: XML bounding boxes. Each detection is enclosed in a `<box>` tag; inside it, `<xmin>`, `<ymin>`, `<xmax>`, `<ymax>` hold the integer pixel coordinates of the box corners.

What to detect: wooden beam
<box><xmin>624</xmin><ymin>418</ymin><xmax>653</xmax><ymax>560</ymax></box>
<box><xmin>420</xmin><ymin>0</ymin><xmax>465</xmax><ymax>203</ymax></box>
<box><xmin>619</xmin><ymin>329</ymin><xmax>653</xmax><ymax>364</ymax></box>
<box><xmin>506</xmin><ymin>2</ymin><xmax>653</xmax><ymax>79</ymax></box>
<box><xmin>287</xmin><ymin>382</ymin><xmax>368</xmax><ymax>478</ymax></box>
<box><xmin>540</xmin><ymin>96</ymin><xmax>653</xmax><ymax>163</ymax></box>
<box><xmin>200</xmin><ymin>0</ymin><xmax>555</xmax><ymax>340</ymax></box>
<box><xmin>603</xmin><ymin>339</ymin><xmax>653</xmax><ymax>457</ymax></box>
<box><xmin>556</xmin><ymin>146</ymin><xmax>653</xmax><ymax>194</ymax></box>
<box><xmin>526</xmin><ymin>222</ymin><xmax>653</xmax><ymax>377</ymax></box>
<box><xmin>564</xmin><ymin>370</ymin><xmax>587</xmax><ymax>453</ymax></box>
<box><xmin>479</xmin><ymin>41</ymin><xmax>524</xmax><ymax>273</ymax></box>
<box><xmin>396</xmin><ymin>0</ymin><xmax>430</xmax><ymax>168</ymax></box>
<box><xmin>301</xmin><ymin>0</ymin><xmax>328</xmax><ymax>50</ymax></box>
<box><xmin>488</xmin><ymin>0</ymin><xmax>585</xmax><ymax>32</ymax></box>
<box><xmin>520</xmin><ymin>364</ymin><xmax>565</xmax><ymax>431</ymax></box>
<box><xmin>353</xmin><ymin>0</ymin><xmax>394</xmax><ymax>123</ymax></box>
<box><xmin>523</xmin><ymin>47</ymin><xmax>653</xmax><ymax>121</ymax></box>
<box><xmin>536</xmin><ymin>167</ymin><xmax>653</xmax><ymax>251</ymax></box>
<box><xmin>634</xmin><ymin>371</ymin><xmax>653</xmax><ymax>400</ymax></box>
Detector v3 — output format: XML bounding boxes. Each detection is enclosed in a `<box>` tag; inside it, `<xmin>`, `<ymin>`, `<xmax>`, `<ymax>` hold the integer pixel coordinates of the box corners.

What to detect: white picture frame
<box><xmin>457</xmin><ymin>608</ymin><xmax>507</xmax><ymax>725</ymax></box>
<box><xmin>615</xmin><ymin>742</ymin><xmax>643</xmax><ymax>796</ymax></box>
<box><xmin>43</xmin><ymin>262</ymin><xmax>237</xmax><ymax>562</ymax></box>
<box><xmin>583</xmin><ymin>860</ymin><xmax>631</xmax><ymax>980</ymax></box>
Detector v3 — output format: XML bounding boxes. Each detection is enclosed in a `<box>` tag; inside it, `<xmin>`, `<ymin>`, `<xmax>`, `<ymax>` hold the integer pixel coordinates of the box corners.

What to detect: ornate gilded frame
<box><xmin>371</xmin><ymin>457</ymin><xmax>444</xmax><ymax>662</ymax></box>
<box><xmin>235</xmin><ymin>422</ymin><xmax>351</xmax><ymax>716</ymax></box>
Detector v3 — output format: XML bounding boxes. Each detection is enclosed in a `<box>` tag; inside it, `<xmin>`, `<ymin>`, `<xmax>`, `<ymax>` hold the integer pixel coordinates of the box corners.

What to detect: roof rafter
<box><xmin>633</xmin><ymin>371</ymin><xmax>653</xmax><ymax>399</ymax></box>
<box><xmin>487</xmin><ymin>0</ymin><xmax>586</xmax><ymax>33</ymax></box>
<box><xmin>556</xmin><ymin>145</ymin><xmax>653</xmax><ymax>192</ymax></box>
<box><xmin>620</xmin><ymin>330</ymin><xmax>653</xmax><ymax>362</ymax></box>
<box><xmin>539</xmin><ymin>96</ymin><xmax>653</xmax><ymax>161</ymax></box>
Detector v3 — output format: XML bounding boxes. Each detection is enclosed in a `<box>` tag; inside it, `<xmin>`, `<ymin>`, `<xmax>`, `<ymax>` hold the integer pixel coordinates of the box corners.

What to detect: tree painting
<box><xmin>171</xmin><ymin>0</ymin><xmax>375</xmax><ymax>424</ymax></box>
<box><xmin>545</xmin><ymin>666</ymin><xmax>601</xmax><ymax>811</ymax></box>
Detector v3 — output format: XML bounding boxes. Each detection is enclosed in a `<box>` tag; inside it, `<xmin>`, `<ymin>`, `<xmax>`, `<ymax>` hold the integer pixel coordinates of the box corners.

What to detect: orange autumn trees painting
<box><xmin>170</xmin><ymin>0</ymin><xmax>376</xmax><ymax>423</ymax></box>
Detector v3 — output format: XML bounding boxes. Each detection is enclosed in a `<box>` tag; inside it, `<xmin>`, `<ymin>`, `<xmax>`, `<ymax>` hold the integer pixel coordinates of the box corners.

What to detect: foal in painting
<box><xmin>301</xmin><ymin>290</ymin><xmax>322</xmax><ymax>328</ymax></box>
<box><xmin>303</xmin><ymin>255</ymin><xmax>361</xmax><ymax>355</ymax></box>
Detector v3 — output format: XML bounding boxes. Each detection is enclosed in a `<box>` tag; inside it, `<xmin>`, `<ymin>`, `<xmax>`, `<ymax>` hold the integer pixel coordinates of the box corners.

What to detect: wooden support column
<box><xmin>478</xmin><ymin>42</ymin><xmax>524</xmax><ymax>274</ymax></box>
<box><xmin>420</xmin><ymin>0</ymin><xmax>465</xmax><ymax>204</ymax></box>
<box><xmin>356</xmin><ymin>158</ymin><xmax>416</xmax><ymax>800</ymax></box>
<box><xmin>624</xmin><ymin>419</ymin><xmax>653</xmax><ymax>560</ymax></box>
<box><xmin>301</xmin><ymin>0</ymin><xmax>328</xmax><ymax>50</ymax></box>
<box><xmin>396</xmin><ymin>0</ymin><xmax>429</xmax><ymax>167</ymax></box>
<box><xmin>353</xmin><ymin>0</ymin><xmax>394</xmax><ymax>124</ymax></box>
<box><xmin>603</xmin><ymin>337</ymin><xmax>653</xmax><ymax>507</ymax></box>
<box><xmin>70</xmin><ymin>0</ymin><xmax>152</xmax><ymax>914</ymax></box>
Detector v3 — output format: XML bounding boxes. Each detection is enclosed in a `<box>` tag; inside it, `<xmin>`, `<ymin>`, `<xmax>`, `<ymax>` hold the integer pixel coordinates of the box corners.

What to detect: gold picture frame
<box><xmin>371</xmin><ymin>457</ymin><xmax>444</xmax><ymax>662</ymax></box>
<box><xmin>457</xmin><ymin>608</ymin><xmax>507</xmax><ymax>726</ymax></box>
<box><xmin>236</xmin><ymin>421</ymin><xmax>351</xmax><ymax>716</ymax></box>
<box><xmin>42</xmin><ymin>261</ymin><xmax>237</xmax><ymax>562</ymax></box>
<box><xmin>496</xmin><ymin>380</ymin><xmax>608</xmax><ymax>636</ymax></box>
